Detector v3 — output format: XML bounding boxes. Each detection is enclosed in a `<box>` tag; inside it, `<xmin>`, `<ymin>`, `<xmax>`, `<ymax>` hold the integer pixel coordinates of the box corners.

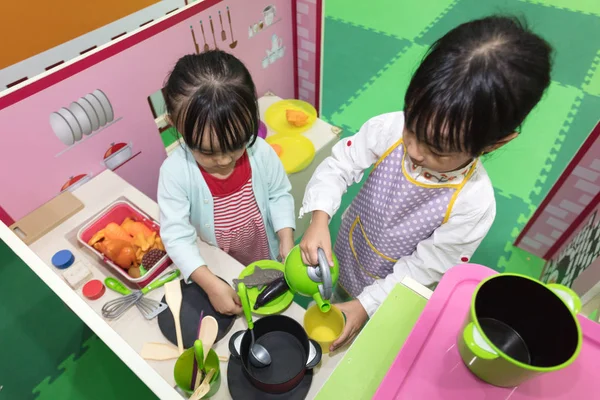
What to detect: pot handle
<box><xmin>228</xmin><ymin>330</ymin><xmax>244</xmax><ymax>359</ymax></box>
<box><xmin>547</xmin><ymin>283</ymin><xmax>581</xmax><ymax>314</ymax></box>
<box><xmin>237</xmin><ymin>283</ymin><xmax>254</xmax><ymax>329</ymax></box>
<box><xmin>306</xmin><ymin>339</ymin><xmax>322</xmax><ymax>369</ymax></box>
<box><xmin>462</xmin><ymin>322</ymin><xmax>498</xmax><ymax>360</ymax></box>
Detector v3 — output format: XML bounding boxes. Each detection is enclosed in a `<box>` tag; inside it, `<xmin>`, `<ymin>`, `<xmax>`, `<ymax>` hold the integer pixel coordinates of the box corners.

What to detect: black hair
<box><xmin>163</xmin><ymin>50</ymin><xmax>259</xmax><ymax>154</ymax></box>
<box><xmin>404</xmin><ymin>16</ymin><xmax>552</xmax><ymax>156</ymax></box>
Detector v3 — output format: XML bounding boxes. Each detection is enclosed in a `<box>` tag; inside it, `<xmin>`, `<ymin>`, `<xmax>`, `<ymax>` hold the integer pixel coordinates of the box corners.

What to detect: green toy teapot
<box><xmin>284</xmin><ymin>246</ymin><xmax>339</xmax><ymax>312</ymax></box>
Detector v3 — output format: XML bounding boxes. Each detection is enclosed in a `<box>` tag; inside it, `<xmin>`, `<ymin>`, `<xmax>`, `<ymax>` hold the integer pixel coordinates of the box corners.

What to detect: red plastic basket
<box><xmin>77</xmin><ymin>200</ymin><xmax>171</xmax><ymax>288</ymax></box>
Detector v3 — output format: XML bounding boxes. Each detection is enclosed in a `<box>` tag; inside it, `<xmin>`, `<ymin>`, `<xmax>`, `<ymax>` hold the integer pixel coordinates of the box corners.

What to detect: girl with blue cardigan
<box><xmin>158</xmin><ymin>51</ymin><xmax>295</xmax><ymax>315</ymax></box>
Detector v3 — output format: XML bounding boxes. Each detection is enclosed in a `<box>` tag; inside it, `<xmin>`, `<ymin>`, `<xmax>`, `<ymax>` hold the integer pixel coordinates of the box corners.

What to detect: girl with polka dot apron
<box><xmin>298</xmin><ymin>16</ymin><xmax>553</xmax><ymax>352</ymax></box>
<box><xmin>334</xmin><ymin>137</ymin><xmax>476</xmax><ymax>299</ymax></box>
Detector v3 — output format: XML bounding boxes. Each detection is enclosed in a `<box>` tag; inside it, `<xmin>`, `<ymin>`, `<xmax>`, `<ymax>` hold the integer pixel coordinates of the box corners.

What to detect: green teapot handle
<box><xmin>547</xmin><ymin>283</ymin><xmax>581</xmax><ymax>314</ymax></box>
<box><xmin>317</xmin><ymin>248</ymin><xmax>333</xmax><ymax>300</ymax></box>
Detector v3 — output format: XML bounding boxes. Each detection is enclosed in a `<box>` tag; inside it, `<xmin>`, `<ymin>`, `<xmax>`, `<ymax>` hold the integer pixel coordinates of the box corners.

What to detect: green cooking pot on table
<box><xmin>284</xmin><ymin>245</ymin><xmax>339</xmax><ymax>312</ymax></box>
<box><xmin>458</xmin><ymin>273</ymin><xmax>582</xmax><ymax>387</ymax></box>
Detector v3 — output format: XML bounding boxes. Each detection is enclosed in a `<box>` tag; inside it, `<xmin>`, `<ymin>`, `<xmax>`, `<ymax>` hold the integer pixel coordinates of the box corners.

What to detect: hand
<box><xmin>191</xmin><ymin>267</ymin><xmax>242</xmax><ymax>315</ymax></box>
<box><xmin>299</xmin><ymin>211</ymin><xmax>334</xmax><ymax>266</ymax></box>
<box><xmin>330</xmin><ymin>300</ymin><xmax>368</xmax><ymax>352</ymax></box>
<box><xmin>206</xmin><ymin>278</ymin><xmax>243</xmax><ymax>315</ymax></box>
<box><xmin>277</xmin><ymin>227</ymin><xmax>295</xmax><ymax>262</ymax></box>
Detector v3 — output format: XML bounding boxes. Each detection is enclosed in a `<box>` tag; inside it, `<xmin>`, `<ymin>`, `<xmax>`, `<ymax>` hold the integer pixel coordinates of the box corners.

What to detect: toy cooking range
<box><xmin>46</xmin><ymin>193</ymin><xmax>600</xmax><ymax>398</ymax></box>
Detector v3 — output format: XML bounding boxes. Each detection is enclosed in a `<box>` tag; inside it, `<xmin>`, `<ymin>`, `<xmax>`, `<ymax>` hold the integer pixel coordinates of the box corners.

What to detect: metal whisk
<box><xmin>101</xmin><ymin>270</ymin><xmax>180</xmax><ymax>320</ymax></box>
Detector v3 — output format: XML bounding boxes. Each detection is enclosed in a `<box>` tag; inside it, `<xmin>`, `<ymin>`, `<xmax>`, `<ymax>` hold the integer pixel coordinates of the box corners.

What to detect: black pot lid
<box><xmin>158</xmin><ymin>279</ymin><xmax>235</xmax><ymax>348</ymax></box>
<box><xmin>227</xmin><ymin>355</ymin><xmax>313</xmax><ymax>399</ymax></box>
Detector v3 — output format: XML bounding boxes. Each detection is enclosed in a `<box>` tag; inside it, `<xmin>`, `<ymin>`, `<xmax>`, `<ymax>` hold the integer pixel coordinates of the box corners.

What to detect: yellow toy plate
<box><xmin>264</xmin><ymin>99</ymin><xmax>317</xmax><ymax>135</ymax></box>
<box><xmin>266</xmin><ymin>134</ymin><xmax>316</xmax><ymax>174</ymax></box>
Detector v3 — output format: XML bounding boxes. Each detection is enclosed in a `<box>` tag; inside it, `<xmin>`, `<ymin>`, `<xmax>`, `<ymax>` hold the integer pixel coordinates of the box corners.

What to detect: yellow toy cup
<box><xmin>303</xmin><ymin>304</ymin><xmax>345</xmax><ymax>353</ymax></box>
<box><xmin>174</xmin><ymin>347</ymin><xmax>221</xmax><ymax>397</ymax></box>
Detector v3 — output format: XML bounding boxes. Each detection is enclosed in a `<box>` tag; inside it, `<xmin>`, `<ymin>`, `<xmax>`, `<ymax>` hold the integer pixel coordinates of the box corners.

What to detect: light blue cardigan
<box><xmin>157</xmin><ymin>138</ymin><xmax>295</xmax><ymax>280</ymax></box>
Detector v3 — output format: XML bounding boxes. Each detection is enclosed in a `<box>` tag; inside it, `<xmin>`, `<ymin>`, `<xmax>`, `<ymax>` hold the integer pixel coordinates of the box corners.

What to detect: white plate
<box><xmin>77</xmin><ymin>97</ymin><xmax>100</xmax><ymax>131</ymax></box>
<box><xmin>84</xmin><ymin>93</ymin><xmax>107</xmax><ymax>126</ymax></box>
<box><xmin>58</xmin><ymin>107</ymin><xmax>82</xmax><ymax>141</ymax></box>
<box><xmin>50</xmin><ymin>112</ymin><xmax>75</xmax><ymax>146</ymax></box>
<box><xmin>69</xmin><ymin>102</ymin><xmax>92</xmax><ymax>135</ymax></box>
<box><xmin>93</xmin><ymin>89</ymin><xmax>114</xmax><ymax>122</ymax></box>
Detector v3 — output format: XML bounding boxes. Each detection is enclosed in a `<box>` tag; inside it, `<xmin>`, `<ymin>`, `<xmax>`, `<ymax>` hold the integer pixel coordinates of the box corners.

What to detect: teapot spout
<box><xmin>313</xmin><ymin>292</ymin><xmax>332</xmax><ymax>313</ymax></box>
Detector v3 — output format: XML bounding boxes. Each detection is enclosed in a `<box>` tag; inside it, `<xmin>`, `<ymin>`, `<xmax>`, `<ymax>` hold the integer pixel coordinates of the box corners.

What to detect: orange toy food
<box><xmin>115</xmin><ymin>246</ymin><xmax>137</xmax><ymax>269</ymax></box>
<box><xmin>104</xmin><ymin>222</ymin><xmax>134</xmax><ymax>244</ymax></box>
<box><xmin>95</xmin><ymin>239</ymin><xmax>137</xmax><ymax>269</ymax></box>
<box><xmin>286</xmin><ymin>109</ymin><xmax>309</xmax><ymax>127</ymax></box>
<box><xmin>87</xmin><ymin>217</ymin><xmax>166</xmax><ymax>272</ymax></box>
<box><xmin>121</xmin><ymin>218</ymin><xmax>154</xmax><ymax>238</ymax></box>
<box><xmin>128</xmin><ymin>267</ymin><xmax>142</xmax><ymax>278</ymax></box>
<box><xmin>88</xmin><ymin>229</ymin><xmax>105</xmax><ymax>246</ymax></box>
<box><xmin>155</xmin><ymin>236</ymin><xmax>165</xmax><ymax>252</ymax></box>
<box><xmin>133</xmin><ymin>231</ymin><xmax>157</xmax><ymax>252</ymax></box>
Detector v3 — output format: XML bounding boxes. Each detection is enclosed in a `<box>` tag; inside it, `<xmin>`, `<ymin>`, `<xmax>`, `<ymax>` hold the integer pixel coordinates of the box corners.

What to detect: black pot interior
<box><xmin>474</xmin><ymin>275</ymin><xmax>579</xmax><ymax>367</ymax></box>
<box><xmin>240</xmin><ymin>315</ymin><xmax>309</xmax><ymax>386</ymax></box>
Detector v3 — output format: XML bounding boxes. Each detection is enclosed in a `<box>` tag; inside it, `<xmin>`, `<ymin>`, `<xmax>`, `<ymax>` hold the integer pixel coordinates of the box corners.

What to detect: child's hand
<box><xmin>206</xmin><ymin>278</ymin><xmax>243</xmax><ymax>315</ymax></box>
<box><xmin>330</xmin><ymin>300</ymin><xmax>368</xmax><ymax>352</ymax></box>
<box><xmin>277</xmin><ymin>227</ymin><xmax>295</xmax><ymax>262</ymax></box>
<box><xmin>191</xmin><ymin>267</ymin><xmax>242</xmax><ymax>315</ymax></box>
<box><xmin>300</xmin><ymin>210</ymin><xmax>334</xmax><ymax>266</ymax></box>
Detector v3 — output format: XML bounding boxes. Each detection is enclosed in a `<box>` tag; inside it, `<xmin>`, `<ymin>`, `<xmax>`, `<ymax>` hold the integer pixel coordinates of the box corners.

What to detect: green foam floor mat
<box><xmin>416</xmin><ymin>0</ymin><xmax>600</xmax><ymax>89</ymax></box>
<box><xmin>322</xmin><ymin>17</ymin><xmax>412</xmax><ymax>121</ymax></box>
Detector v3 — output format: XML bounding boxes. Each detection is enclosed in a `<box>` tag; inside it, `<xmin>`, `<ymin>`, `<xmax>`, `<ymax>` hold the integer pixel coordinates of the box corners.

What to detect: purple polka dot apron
<box><xmin>335</xmin><ymin>140</ymin><xmax>476</xmax><ymax>297</ymax></box>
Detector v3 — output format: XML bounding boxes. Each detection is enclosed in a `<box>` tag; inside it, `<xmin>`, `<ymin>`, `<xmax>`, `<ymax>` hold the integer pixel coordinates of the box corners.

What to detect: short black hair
<box><xmin>404</xmin><ymin>16</ymin><xmax>552</xmax><ymax>156</ymax></box>
<box><xmin>163</xmin><ymin>50</ymin><xmax>259</xmax><ymax>154</ymax></box>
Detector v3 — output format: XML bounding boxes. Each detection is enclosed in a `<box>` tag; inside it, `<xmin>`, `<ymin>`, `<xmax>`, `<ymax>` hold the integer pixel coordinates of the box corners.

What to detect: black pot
<box><xmin>229</xmin><ymin>315</ymin><xmax>322</xmax><ymax>394</ymax></box>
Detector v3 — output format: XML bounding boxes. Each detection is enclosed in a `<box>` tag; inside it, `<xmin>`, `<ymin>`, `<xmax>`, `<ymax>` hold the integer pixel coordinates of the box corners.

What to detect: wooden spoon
<box><xmin>189</xmin><ymin>368</ymin><xmax>216</xmax><ymax>400</ymax></box>
<box><xmin>164</xmin><ymin>280</ymin><xmax>184</xmax><ymax>354</ymax></box>
<box><xmin>199</xmin><ymin>316</ymin><xmax>218</xmax><ymax>362</ymax></box>
<box><xmin>140</xmin><ymin>342</ymin><xmax>180</xmax><ymax>360</ymax></box>
<box><xmin>193</xmin><ymin>316</ymin><xmax>219</xmax><ymax>389</ymax></box>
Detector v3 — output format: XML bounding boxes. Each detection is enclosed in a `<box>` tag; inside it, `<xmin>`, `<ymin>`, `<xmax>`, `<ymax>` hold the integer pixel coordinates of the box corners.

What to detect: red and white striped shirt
<box><xmin>200</xmin><ymin>152</ymin><xmax>271</xmax><ymax>266</ymax></box>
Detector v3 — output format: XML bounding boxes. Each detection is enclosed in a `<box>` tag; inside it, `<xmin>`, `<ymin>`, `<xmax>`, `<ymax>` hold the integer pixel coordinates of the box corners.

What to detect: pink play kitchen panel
<box><xmin>374</xmin><ymin>264</ymin><xmax>600</xmax><ymax>399</ymax></box>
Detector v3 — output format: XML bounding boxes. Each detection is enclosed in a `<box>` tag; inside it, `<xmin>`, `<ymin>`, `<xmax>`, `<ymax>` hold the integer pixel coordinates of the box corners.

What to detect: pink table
<box><xmin>374</xmin><ymin>264</ymin><xmax>600</xmax><ymax>399</ymax></box>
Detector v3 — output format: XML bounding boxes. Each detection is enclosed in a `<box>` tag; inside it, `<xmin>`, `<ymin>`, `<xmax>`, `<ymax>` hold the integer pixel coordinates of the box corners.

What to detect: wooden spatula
<box><xmin>190</xmin><ymin>368</ymin><xmax>216</xmax><ymax>400</ymax></box>
<box><xmin>164</xmin><ymin>280</ymin><xmax>184</xmax><ymax>354</ymax></box>
<box><xmin>140</xmin><ymin>342</ymin><xmax>180</xmax><ymax>360</ymax></box>
<box><xmin>141</xmin><ymin>342</ymin><xmax>228</xmax><ymax>361</ymax></box>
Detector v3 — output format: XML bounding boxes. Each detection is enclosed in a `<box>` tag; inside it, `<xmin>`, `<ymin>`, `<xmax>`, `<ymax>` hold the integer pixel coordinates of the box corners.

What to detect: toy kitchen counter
<box><xmin>25</xmin><ymin>170</ymin><xmax>351</xmax><ymax>399</ymax></box>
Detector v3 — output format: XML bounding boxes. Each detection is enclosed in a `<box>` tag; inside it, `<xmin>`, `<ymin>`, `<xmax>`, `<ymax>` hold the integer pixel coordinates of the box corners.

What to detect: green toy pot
<box><xmin>457</xmin><ymin>273</ymin><xmax>582</xmax><ymax>388</ymax></box>
<box><xmin>174</xmin><ymin>347</ymin><xmax>221</xmax><ymax>397</ymax></box>
<box><xmin>284</xmin><ymin>246</ymin><xmax>339</xmax><ymax>312</ymax></box>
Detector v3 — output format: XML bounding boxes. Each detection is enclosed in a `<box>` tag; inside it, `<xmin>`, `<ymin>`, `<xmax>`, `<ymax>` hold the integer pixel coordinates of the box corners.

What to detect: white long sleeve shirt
<box><xmin>300</xmin><ymin>112</ymin><xmax>496</xmax><ymax>316</ymax></box>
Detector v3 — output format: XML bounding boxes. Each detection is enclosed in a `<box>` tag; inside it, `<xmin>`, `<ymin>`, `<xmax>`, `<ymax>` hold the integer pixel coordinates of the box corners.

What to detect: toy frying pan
<box><xmin>158</xmin><ymin>279</ymin><xmax>235</xmax><ymax>348</ymax></box>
